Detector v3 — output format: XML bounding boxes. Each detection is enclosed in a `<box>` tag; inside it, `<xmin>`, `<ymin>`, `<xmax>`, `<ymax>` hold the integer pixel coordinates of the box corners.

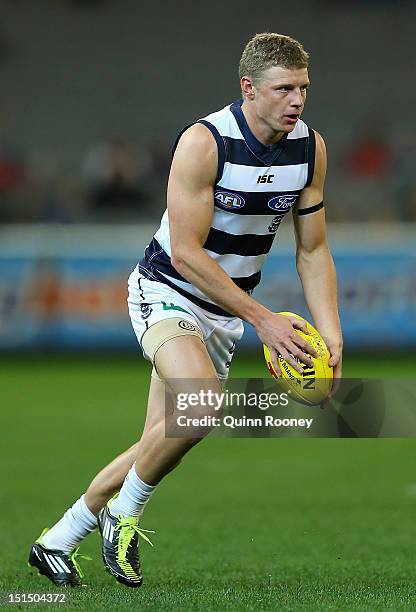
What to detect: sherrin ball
<box><xmin>263</xmin><ymin>312</ymin><xmax>333</xmax><ymax>406</ymax></box>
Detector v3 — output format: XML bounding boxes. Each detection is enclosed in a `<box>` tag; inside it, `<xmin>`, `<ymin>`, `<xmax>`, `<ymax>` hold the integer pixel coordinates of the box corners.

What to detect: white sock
<box><xmin>109</xmin><ymin>464</ymin><xmax>155</xmax><ymax>518</ymax></box>
<box><xmin>41</xmin><ymin>494</ymin><xmax>97</xmax><ymax>554</ymax></box>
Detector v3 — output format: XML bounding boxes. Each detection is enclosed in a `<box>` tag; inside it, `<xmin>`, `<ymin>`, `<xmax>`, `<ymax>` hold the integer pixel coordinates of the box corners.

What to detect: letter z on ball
<box><xmin>263</xmin><ymin>312</ymin><xmax>333</xmax><ymax>406</ymax></box>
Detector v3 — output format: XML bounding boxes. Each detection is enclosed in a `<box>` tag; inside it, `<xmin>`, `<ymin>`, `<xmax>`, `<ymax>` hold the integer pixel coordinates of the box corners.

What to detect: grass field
<box><xmin>1</xmin><ymin>353</ymin><xmax>416</xmax><ymax>611</ymax></box>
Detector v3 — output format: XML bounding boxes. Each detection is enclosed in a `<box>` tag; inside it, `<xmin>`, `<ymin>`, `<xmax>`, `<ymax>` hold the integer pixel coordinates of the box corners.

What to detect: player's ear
<box><xmin>240</xmin><ymin>76</ymin><xmax>255</xmax><ymax>100</ymax></box>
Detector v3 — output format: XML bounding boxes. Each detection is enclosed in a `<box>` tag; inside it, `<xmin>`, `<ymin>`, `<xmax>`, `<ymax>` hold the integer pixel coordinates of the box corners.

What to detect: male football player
<box><xmin>29</xmin><ymin>32</ymin><xmax>342</xmax><ymax>587</ymax></box>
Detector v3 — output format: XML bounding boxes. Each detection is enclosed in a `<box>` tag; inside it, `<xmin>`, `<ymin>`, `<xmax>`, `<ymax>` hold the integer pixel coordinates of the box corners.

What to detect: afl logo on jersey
<box><xmin>267</xmin><ymin>195</ymin><xmax>298</xmax><ymax>211</ymax></box>
<box><xmin>214</xmin><ymin>191</ymin><xmax>245</xmax><ymax>210</ymax></box>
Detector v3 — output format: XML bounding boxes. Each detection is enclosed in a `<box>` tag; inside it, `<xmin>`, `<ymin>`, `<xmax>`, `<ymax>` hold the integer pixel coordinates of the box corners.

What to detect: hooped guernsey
<box><xmin>139</xmin><ymin>99</ymin><xmax>316</xmax><ymax>317</ymax></box>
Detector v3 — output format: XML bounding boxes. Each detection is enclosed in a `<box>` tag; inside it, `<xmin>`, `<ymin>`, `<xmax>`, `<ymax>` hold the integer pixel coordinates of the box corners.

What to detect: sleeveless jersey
<box><xmin>139</xmin><ymin>99</ymin><xmax>316</xmax><ymax>317</ymax></box>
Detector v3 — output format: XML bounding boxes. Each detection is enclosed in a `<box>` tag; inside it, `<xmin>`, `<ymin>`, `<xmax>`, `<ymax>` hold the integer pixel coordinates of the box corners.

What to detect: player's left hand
<box><xmin>321</xmin><ymin>335</ymin><xmax>342</xmax><ymax>399</ymax></box>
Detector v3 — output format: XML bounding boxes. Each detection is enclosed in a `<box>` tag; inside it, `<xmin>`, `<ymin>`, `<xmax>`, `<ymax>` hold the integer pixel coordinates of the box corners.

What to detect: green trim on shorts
<box><xmin>161</xmin><ymin>301</ymin><xmax>191</xmax><ymax>315</ymax></box>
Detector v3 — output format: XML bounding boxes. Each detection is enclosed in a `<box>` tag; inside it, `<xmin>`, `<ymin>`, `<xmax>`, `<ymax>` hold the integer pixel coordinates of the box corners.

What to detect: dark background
<box><xmin>1</xmin><ymin>0</ymin><xmax>415</xmax><ymax>223</ymax></box>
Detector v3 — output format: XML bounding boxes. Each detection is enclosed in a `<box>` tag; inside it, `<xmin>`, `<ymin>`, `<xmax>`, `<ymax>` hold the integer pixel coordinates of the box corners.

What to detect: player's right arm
<box><xmin>167</xmin><ymin>124</ymin><xmax>316</xmax><ymax>373</ymax></box>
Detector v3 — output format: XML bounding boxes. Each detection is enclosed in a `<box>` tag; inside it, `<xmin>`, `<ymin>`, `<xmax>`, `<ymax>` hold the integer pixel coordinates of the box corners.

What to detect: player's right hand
<box><xmin>255</xmin><ymin>313</ymin><xmax>318</xmax><ymax>375</ymax></box>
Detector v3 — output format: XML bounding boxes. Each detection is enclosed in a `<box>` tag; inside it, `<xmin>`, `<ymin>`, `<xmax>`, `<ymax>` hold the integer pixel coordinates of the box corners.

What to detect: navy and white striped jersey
<box><xmin>139</xmin><ymin>99</ymin><xmax>316</xmax><ymax>317</ymax></box>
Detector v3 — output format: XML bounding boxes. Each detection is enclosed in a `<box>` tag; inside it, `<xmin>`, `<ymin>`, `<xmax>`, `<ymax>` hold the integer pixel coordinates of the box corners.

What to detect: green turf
<box><xmin>1</xmin><ymin>353</ymin><xmax>416</xmax><ymax>611</ymax></box>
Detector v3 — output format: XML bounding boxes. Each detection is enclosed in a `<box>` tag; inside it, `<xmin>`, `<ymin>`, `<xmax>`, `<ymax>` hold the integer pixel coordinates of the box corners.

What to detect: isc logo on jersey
<box><xmin>268</xmin><ymin>195</ymin><xmax>298</xmax><ymax>211</ymax></box>
<box><xmin>214</xmin><ymin>191</ymin><xmax>245</xmax><ymax>210</ymax></box>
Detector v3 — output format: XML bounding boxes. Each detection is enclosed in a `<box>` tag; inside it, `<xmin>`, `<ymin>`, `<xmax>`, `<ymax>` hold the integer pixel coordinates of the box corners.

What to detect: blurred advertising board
<box><xmin>0</xmin><ymin>225</ymin><xmax>414</xmax><ymax>350</ymax></box>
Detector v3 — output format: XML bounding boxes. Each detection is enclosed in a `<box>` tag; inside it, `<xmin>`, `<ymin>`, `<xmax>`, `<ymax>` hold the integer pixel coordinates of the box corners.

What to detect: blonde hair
<box><xmin>239</xmin><ymin>33</ymin><xmax>309</xmax><ymax>83</ymax></box>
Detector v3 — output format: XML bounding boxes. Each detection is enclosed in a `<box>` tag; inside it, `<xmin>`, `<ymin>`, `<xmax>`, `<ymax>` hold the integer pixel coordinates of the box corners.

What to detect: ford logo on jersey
<box><xmin>267</xmin><ymin>195</ymin><xmax>298</xmax><ymax>211</ymax></box>
<box><xmin>214</xmin><ymin>191</ymin><xmax>245</xmax><ymax>209</ymax></box>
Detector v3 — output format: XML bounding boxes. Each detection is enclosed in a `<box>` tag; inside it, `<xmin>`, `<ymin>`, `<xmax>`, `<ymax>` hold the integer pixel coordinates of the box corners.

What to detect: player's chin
<box><xmin>277</xmin><ymin>122</ymin><xmax>297</xmax><ymax>134</ymax></box>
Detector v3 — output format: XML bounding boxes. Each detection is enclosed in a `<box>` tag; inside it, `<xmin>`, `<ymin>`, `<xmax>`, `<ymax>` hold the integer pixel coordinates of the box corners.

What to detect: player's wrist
<box><xmin>243</xmin><ymin>302</ymin><xmax>272</xmax><ymax>329</ymax></box>
<box><xmin>317</xmin><ymin>329</ymin><xmax>343</xmax><ymax>348</ymax></box>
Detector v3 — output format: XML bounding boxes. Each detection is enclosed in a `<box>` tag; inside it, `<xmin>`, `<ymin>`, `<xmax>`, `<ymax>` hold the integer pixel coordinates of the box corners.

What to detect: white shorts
<box><xmin>127</xmin><ymin>267</ymin><xmax>244</xmax><ymax>380</ymax></box>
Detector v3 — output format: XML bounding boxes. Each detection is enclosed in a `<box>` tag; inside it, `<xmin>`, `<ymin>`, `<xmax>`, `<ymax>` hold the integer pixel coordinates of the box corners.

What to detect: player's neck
<box><xmin>241</xmin><ymin>101</ymin><xmax>285</xmax><ymax>147</ymax></box>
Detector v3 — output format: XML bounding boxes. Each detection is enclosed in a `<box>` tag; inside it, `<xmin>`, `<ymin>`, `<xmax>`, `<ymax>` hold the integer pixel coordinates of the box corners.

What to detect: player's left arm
<box><xmin>293</xmin><ymin>130</ymin><xmax>343</xmax><ymax>381</ymax></box>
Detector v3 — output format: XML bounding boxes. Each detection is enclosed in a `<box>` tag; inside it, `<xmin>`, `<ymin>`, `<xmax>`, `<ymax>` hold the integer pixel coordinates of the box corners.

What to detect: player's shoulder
<box><xmin>171</xmin><ymin>122</ymin><xmax>218</xmax><ymax>183</ymax></box>
<box><xmin>305</xmin><ymin>128</ymin><xmax>327</xmax><ymax>186</ymax></box>
<box><xmin>311</xmin><ymin>129</ymin><xmax>327</xmax><ymax>163</ymax></box>
<box><xmin>311</xmin><ymin>128</ymin><xmax>326</xmax><ymax>149</ymax></box>
<box><xmin>175</xmin><ymin>123</ymin><xmax>217</xmax><ymax>159</ymax></box>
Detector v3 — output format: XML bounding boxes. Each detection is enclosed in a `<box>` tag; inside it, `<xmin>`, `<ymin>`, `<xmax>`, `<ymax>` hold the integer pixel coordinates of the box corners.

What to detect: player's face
<box><xmin>252</xmin><ymin>66</ymin><xmax>310</xmax><ymax>134</ymax></box>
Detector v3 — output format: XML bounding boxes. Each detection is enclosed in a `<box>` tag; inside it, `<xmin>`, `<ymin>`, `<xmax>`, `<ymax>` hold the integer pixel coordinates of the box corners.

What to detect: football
<box><xmin>263</xmin><ymin>312</ymin><xmax>333</xmax><ymax>406</ymax></box>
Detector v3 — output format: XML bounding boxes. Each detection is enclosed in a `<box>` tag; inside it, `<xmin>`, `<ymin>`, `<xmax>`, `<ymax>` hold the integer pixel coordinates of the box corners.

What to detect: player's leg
<box><xmin>84</xmin><ymin>371</ymin><xmax>167</xmax><ymax>514</ymax></box>
<box><xmin>28</xmin><ymin>272</ymin><xmax>229</xmax><ymax>587</ymax></box>
<box><xmin>129</xmin><ymin>334</ymin><xmax>221</xmax><ymax>484</ymax></box>
<box><xmin>28</xmin><ymin>372</ymin><xmax>168</xmax><ymax>586</ymax></box>
<box><xmin>98</xmin><ymin>331</ymin><xmax>221</xmax><ymax>587</ymax></box>
<box><xmin>82</xmin><ymin>316</ymin><xmax>231</xmax><ymax>513</ymax></box>
<box><xmin>29</xmin><ymin>331</ymin><xmax>217</xmax><ymax>588</ymax></box>
<box><xmin>83</xmin><ymin>444</ymin><xmax>138</xmax><ymax>515</ymax></box>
